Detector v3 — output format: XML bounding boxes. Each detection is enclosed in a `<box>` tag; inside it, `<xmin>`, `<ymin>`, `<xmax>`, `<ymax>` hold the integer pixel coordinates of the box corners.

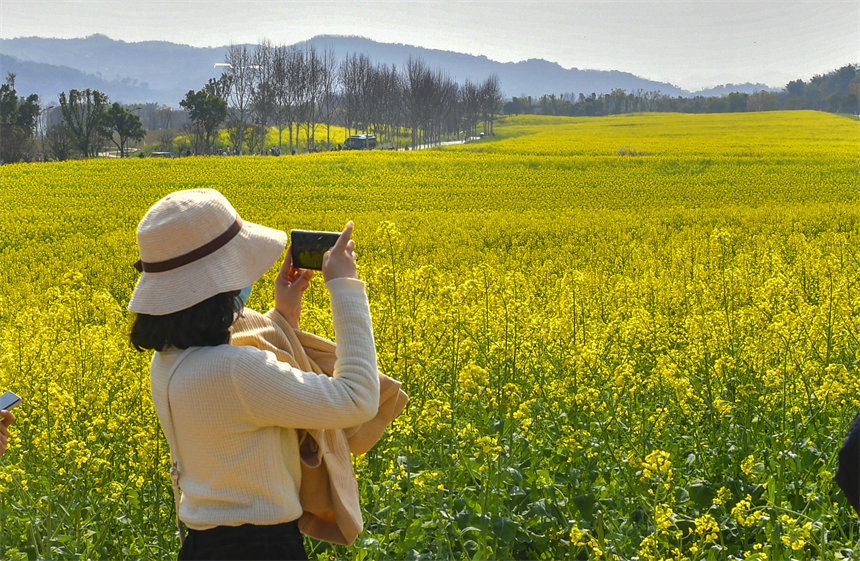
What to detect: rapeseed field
<box><xmin>1</xmin><ymin>111</ymin><xmax>858</xmax><ymax>560</ymax></box>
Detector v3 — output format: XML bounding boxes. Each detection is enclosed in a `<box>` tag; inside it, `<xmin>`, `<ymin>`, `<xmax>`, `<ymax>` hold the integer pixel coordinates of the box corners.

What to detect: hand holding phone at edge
<box><xmin>0</xmin><ymin>409</ymin><xmax>15</xmax><ymax>457</ymax></box>
<box><xmin>323</xmin><ymin>221</ymin><xmax>357</xmax><ymax>282</ymax></box>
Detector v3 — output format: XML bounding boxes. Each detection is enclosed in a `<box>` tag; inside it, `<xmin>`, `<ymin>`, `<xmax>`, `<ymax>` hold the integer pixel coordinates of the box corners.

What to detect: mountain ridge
<box><xmin>0</xmin><ymin>34</ymin><xmax>775</xmax><ymax>106</ymax></box>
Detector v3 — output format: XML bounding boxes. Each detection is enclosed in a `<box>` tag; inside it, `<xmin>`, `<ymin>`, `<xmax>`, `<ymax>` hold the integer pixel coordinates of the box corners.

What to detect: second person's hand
<box><xmin>0</xmin><ymin>409</ymin><xmax>15</xmax><ymax>457</ymax></box>
<box><xmin>323</xmin><ymin>221</ymin><xmax>357</xmax><ymax>282</ymax></box>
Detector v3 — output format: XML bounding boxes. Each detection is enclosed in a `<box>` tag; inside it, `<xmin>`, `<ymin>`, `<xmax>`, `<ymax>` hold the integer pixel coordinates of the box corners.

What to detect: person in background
<box><xmin>836</xmin><ymin>410</ymin><xmax>860</xmax><ymax>516</ymax></box>
<box><xmin>0</xmin><ymin>409</ymin><xmax>15</xmax><ymax>457</ymax></box>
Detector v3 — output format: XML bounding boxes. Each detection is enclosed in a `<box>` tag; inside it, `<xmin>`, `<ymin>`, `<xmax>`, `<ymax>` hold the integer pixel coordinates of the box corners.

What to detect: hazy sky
<box><xmin>2</xmin><ymin>1</ymin><xmax>857</xmax><ymax>90</ymax></box>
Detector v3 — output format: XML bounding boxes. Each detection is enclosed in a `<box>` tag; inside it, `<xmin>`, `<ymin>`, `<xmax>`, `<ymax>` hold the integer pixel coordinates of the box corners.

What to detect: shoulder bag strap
<box><xmin>161</xmin><ymin>347</ymin><xmax>199</xmax><ymax>546</ymax></box>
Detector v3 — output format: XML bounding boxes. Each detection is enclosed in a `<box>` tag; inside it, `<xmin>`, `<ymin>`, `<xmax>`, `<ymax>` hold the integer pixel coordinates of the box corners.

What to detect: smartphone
<box><xmin>0</xmin><ymin>391</ymin><xmax>22</xmax><ymax>411</ymax></box>
<box><xmin>290</xmin><ymin>230</ymin><xmax>340</xmax><ymax>270</ymax></box>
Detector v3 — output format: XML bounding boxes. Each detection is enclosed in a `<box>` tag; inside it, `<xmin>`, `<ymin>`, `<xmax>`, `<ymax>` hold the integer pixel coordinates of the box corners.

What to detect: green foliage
<box><xmin>180</xmin><ymin>88</ymin><xmax>228</xmax><ymax>155</ymax></box>
<box><xmin>504</xmin><ymin>64</ymin><xmax>860</xmax><ymax>117</ymax></box>
<box><xmin>100</xmin><ymin>103</ymin><xmax>146</xmax><ymax>158</ymax></box>
<box><xmin>0</xmin><ymin>73</ymin><xmax>40</xmax><ymax>163</ymax></box>
<box><xmin>58</xmin><ymin>88</ymin><xmax>110</xmax><ymax>158</ymax></box>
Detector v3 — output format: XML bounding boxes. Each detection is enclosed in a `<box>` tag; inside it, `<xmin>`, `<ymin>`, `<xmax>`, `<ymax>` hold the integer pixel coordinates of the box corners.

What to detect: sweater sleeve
<box><xmin>230</xmin><ymin>277</ymin><xmax>380</xmax><ymax>429</ymax></box>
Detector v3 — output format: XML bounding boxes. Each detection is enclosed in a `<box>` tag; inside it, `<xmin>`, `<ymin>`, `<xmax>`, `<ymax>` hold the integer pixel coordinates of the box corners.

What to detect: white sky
<box><xmin>1</xmin><ymin>0</ymin><xmax>858</xmax><ymax>90</ymax></box>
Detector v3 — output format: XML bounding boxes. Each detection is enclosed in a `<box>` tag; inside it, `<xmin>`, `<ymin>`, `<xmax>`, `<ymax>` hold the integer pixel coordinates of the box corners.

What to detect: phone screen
<box><xmin>290</xmin><ymin>230</ymin><xmax>340</xmax><ymax>270</ymax></box>
<box><xmin>0</xmin><ymin>391</ymin><xmax>22</xmax><ymax>411</ymax></box>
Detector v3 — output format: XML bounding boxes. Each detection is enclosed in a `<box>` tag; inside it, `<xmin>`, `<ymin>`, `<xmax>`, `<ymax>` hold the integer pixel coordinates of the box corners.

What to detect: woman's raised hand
<box><xmin>274</xmin><ymin>246</ymin><xmax>314</xmax><ymax>328</ymax></box>
<box><xmin>323</xmin><ymin>221</ymin><xmax>357</xmax><ymax>282</ymax></box>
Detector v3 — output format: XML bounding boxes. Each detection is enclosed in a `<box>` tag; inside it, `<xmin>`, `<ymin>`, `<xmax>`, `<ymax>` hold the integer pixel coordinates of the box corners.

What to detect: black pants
<box><xmin>178</xmin><ymin>520</ymin><xmax>309</xmax><ymax>560</ymax></box>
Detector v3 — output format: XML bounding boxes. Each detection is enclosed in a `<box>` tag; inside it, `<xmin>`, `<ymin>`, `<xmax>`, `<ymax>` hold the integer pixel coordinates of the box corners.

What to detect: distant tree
<box><xmin>609</xmin><ymin>88</ymin><xmax>628</xmax><ymax>114</ymax></box>
<box><xmin>204</xmin><ymin>75</ymin><xmax>233</xmax><ymax>102</ymax></box>
<box><xmin>45</xmin><ymin>122</ymin><xmax>74</xmax><ymax>161</ymax></box>
<box><xmin>706</xmin><ymin>96</ymin><xmax>728</xmax><ymax>113</ymax></box>
<box><xmin>300</xmin><ymin>45</ymin><xmax>323</xmax><ymax>151</ymax></box>
<box><xmin>319</xmin><ymin>48</ymin><xmax>338</xmax><ymax>148</ymax></box>
<box><xmin>153</xmin><ymin>104</ymin><xmax>178</xmax><ymax>151</ymax></box>
<box><xmin>403</xmin><ymin>57</ymin><xmax>434</xmax><ymax>147</ymax></box>
<box><xmin>271</xmin><ymin>46</ymin><xmax>290</xmax><ymax>152</ymax></box>
<box><xmin>785</xmin><ymin>79</ymin><xmax>805</xmax><ymax>98</ymax></box>
<box><xmin>843</xmin><ymin>93</ymin><xmax>859</xmax><ymax>114</ymax></box>
<box><xmin>377</xmin><ymin>63</ymin><xmax>404</xmax><ymax>147</ymax></box>
<box><xmin>747</xmin><ymin>90</ymin><xmax>779</xmax><ymax>112</ymax></box>
<box><xmin>341</xmin><ymin>52</ymin><xmax>400</xmax><ymax>140</ymax></box>
<box><xmin>226</xmin><ymin>121</ymin><xmax>254</xmax><ymax>154</ymax></box>
<box><xmin>459</xmin><ymin>79</ymin><xmax>481</xmax><ymax>137</ymax></box>
<box><xmin>36</xmin><ymin>102</ymin><xmax>59</xmax><ymax>160</ymax></box>
<box><xmin>180</xmin><ymin>88</ymin><xmax>227</xmax><ymax>154</ymax></box>
<box><xmin>0</xmin><ymin>73</ymin><xmax>40</xmax><ymax>162</ymax></box>
<box><xmin>251</xmin><ymin>40</ymin><xmax>276</xmax><ymax>155</ymax></box>
<box><xmin>100</xmin><ymin>103</ymin><xmax>145</xmax><ymax>157</ymax></box>
<box><xmin>726</xmin><ymin>92</ymin><xmax>749</xmax><ymax>112</ymax></box>
<box><xmin>437</xmin><ymin>74</ymin><xmax>458</xmax><ymax>141</ymax></box>
<box><xmin>223</xmin><ymin>45</ymin><xmax>256</xmax><ymax>154</ymax></box>
<box><xmin>59</xmin><ymin>88</ymin><xmax>109</xmax><ymax>158</ymax></box>
<box><xmin>245</xmin><ymin>120</ymin><xmax>262</xmax><ymax>154</ymax></box>
<box><xmin>275</xmin><ymin>45</ymin><xmax>305</xmax><ymax>154</ymax></box>
<box><xmin>338</xmin><ymin>53</ymin><xmax>366</xmax><ymax>137</ymax></box>
<box><xmin>503</xmin><ymin>97</ymin><xmax>520</xmax><ymax>115</ymax></box>
<box><xmin>479</xmin><ymin>74</ymin><xmax>503</xmax><ymax>135</ymax></box>
<box><xmin>835</xmin><ymin>64</ymin><xmax>858</xmax><ymax>93</ymax></box>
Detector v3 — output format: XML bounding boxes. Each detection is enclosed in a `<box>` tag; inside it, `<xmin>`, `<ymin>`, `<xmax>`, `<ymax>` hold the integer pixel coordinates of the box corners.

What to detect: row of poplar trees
<box><xmin>182</xmin><ymin>41</ymin><xmax>504</xmax><ymax>155</ymax></box>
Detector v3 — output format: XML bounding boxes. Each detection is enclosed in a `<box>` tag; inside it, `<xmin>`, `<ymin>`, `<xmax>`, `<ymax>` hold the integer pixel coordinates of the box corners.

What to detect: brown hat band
<box><xmin>134</xmin><ymin>217</ymin><xmax>244</xmax><ymax>273</ymax></box>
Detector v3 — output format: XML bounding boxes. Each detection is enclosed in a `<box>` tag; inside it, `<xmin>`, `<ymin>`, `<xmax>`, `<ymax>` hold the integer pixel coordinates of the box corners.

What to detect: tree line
<box><xmin>2</xmin><ymin>56</ymin><xmax>857</xmax><ymax>163</ymax></box>
<box><xmin>1</xmin><ymin>73</ymin><xmax>146</xmax><ymax>162</ymax></box>
<box><xmin>2</xmin><ymin>38</ymin><xmax>505</xmax><ymax>162</ymax></box>
<box><xmin>179</xmin><ymin>41</ymin><xmax>504</xmax><ymax>155</ymax></box>
<box><xmin>503</xmin><ymin>64</ymin><xmax>859</xmax><ymax>117</ymax></box>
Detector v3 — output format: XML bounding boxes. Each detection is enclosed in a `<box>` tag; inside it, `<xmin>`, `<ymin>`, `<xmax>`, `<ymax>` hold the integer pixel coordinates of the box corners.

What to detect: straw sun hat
<box><xmin>128</xmin><ymin>189</ymin><xmax>286</xmax><ymax>316</ymax></box>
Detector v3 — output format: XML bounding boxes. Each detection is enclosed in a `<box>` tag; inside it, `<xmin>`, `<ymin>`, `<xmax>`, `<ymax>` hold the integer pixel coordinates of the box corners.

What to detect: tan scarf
<box><xmin>230</xmin><ymin>308</ymin><xmax>408</xmax><ymax>545</ymax></box>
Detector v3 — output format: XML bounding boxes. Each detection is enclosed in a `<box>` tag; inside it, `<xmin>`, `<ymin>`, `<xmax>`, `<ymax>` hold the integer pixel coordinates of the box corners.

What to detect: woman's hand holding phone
<box><xmin>274</xmin><ymin>246</ymin><xmax>314</xmax><ymax>329</ymax></box>
<box><xmin>274</xmin><ymin>221</ymin><xmax>356</xmax><ymax>327</ymax></box>
<box><xmin>323</xmin><ymin>221</ymin><xmax>357</xmax><ymax>282</ymax></box>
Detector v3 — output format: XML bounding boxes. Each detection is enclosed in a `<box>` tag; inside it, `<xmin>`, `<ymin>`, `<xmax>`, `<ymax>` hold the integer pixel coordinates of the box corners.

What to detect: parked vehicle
<box><xmin>149</xmin><ymin>152</ymin><xmax>174</xmax><ymax>158</ymax></box>
<box><xmin>343</xmin><ymin>134</ymin><xmax>377</xmax><ymax>150</ymax></box>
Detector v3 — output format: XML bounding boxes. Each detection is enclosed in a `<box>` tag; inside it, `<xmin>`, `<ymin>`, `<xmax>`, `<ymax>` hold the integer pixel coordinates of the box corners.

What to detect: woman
<box><xmin>128</xmin><ymin>189</ymin><xmax>379</xmax><ymax>560</ymax></box>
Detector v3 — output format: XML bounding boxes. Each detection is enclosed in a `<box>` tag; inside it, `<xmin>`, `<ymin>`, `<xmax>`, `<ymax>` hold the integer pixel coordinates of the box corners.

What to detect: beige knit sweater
<box><xmin>149</xmin><ymin>278</ymin><xmax>380</xmax><ymax>530</ymax></box>
<box><xmin>230</xmin><ymin>304</ymin><xmax>408</xmax><ymax>545</ymax></box>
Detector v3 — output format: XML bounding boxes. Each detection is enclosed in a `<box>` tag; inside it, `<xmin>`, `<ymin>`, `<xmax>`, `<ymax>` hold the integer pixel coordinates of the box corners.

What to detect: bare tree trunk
<box><xmin>288</xmin><ymin>121</ymin><xmax>294</xmax><ymax>154</ymax></box>
<box><xmin>224</xmin><ymin>44</ymin><xmax>256</xmax><ymax>155</ymax></box>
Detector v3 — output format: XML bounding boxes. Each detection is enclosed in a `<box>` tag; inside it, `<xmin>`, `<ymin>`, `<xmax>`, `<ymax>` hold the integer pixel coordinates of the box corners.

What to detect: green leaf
<box><xmin>506</xmin><ymin>466</ymin><xmax>523</xmax><ymax>484</ymax></box>
<box><xmin>572</xmin><ymin>494</ymin><xmax>595</xmax><ymax>522</ymax></box>
<box><xmin>528</xmin><ymin>498</ymin><xmax>552</xmax><ymax>517</ymax></box>
<box><xmin>491</xmin><ymin>516</ymin><xmax>519</xmax><ymax>542</ymax></box>
<box><xmin>403</xmin><ymin>519</ymin><xmax>423</xmax><ymax>547</ymax></box>
<box><xmin>534</xmin><ymin>468</ymin><xmax>553</xmax><ymax>486</ymax></box>
<box><xmin>687</xmin><ymin>480</ymin><xmax>714</xmax><ymax>509</ymax></box>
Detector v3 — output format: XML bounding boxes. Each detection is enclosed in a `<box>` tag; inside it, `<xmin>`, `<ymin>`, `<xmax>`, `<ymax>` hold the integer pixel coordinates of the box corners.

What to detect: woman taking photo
<box><xmin>128</xmin><ymin>189</ymin><xmax>379</xmax><ymax>560</ymax></box>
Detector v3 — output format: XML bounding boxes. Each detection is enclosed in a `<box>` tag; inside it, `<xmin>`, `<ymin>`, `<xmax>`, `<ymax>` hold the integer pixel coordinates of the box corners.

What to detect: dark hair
<box><xmin>130</xmin><ymin>291</ymin><xmax>242</xmax><ymax>352</ymax></box>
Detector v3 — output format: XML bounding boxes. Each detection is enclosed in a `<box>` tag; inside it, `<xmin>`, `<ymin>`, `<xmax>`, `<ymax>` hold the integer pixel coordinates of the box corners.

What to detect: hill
<box><xmin>0</xmin><ymin>34</ymin><xmax>774</xmax><ymax>106</ymax></box>
<box><xmin>0</xmin><ymin>54</ymin><xmax>159</xmax><ymax>104</ymax></box>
